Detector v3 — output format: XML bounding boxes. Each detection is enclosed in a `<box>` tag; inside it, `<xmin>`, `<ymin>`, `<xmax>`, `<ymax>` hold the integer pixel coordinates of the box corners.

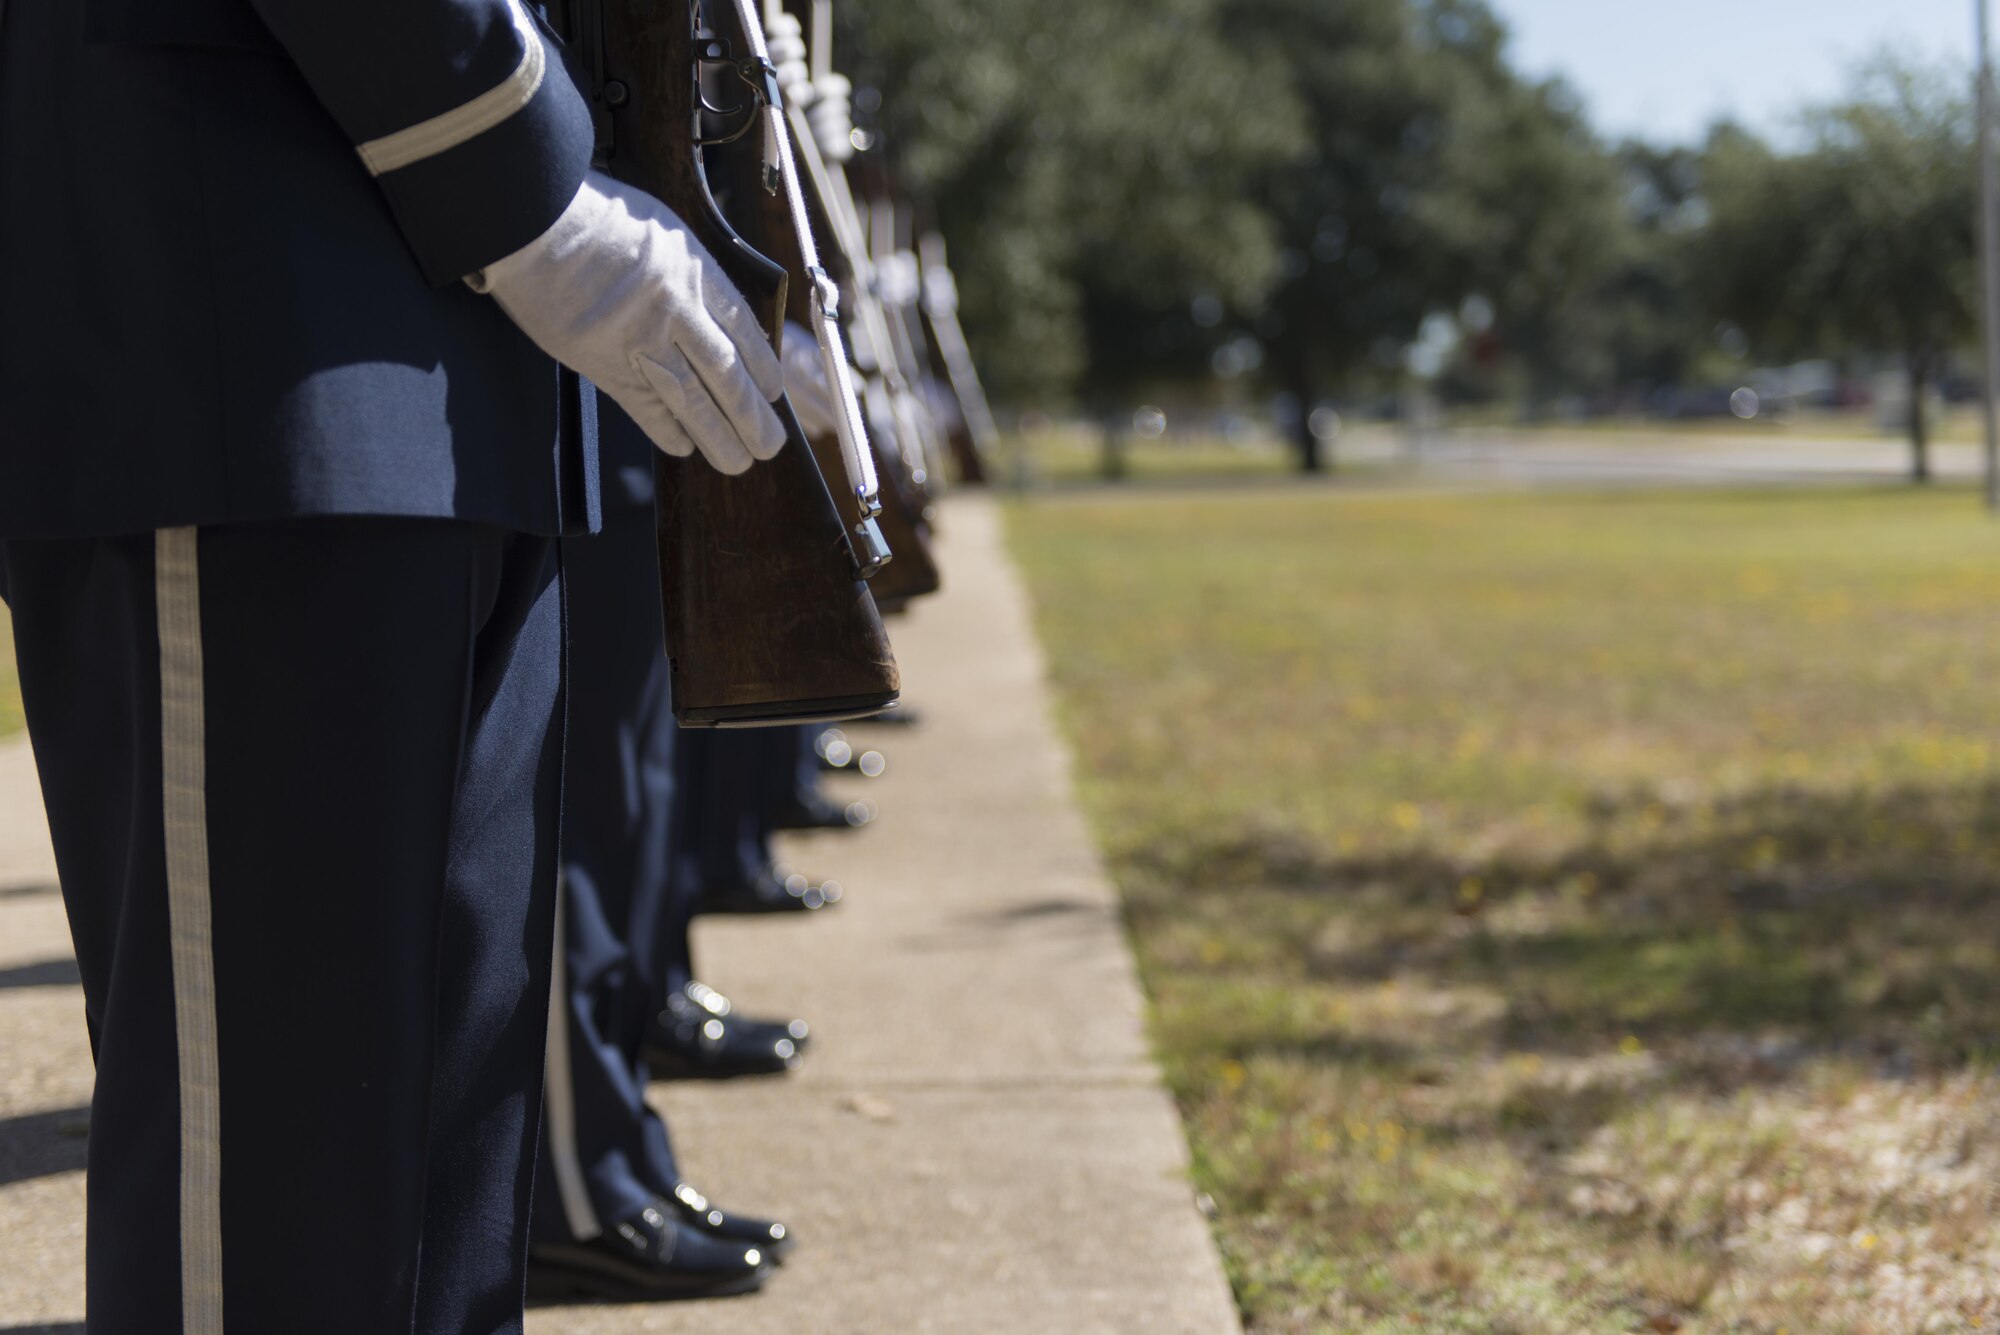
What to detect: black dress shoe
<box><xmin>768</xmin><ymin>792</ymin><xmax>874</xmax><ymax>831</ymax></box>
<box><xmin>812</xmin><ymin>727</ymin><xmax>854</xmax><ymax>768</ymax></box>
<box><xmin>669</xmin><ymin>1181</ymin><xmax>796</xmax><ymax>1262</ymax></box>
<box><xmin>645</xmin><ymin>989</ymin><xmax>807</xmax><ymax>1078</ymax></box>
<box><xmin>527</xmin><ymin>1199</ymin><xmax>771</xmax><ymax>1302</ymax></box>
<box><xmin>680</xmin><ymin>981</ymin><xmax>812</xmax><ymax>1051</ymax></box>
<box><xmin>811</xmin><ymin>734</ymin><xmax>887</xmax><ymax>777</ymax></box>
<box><xmin>696</xmin><ymin>868</ymin><xmax>843</xmax><ymax>914</ymax></box>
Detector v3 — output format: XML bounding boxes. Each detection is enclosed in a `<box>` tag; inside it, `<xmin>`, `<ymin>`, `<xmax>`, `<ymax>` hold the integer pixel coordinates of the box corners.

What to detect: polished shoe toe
<box><xmin>645</xmin><ymin>999</ymin><xmax>804</xmax><ymax>1079</ymax></box>
<box><xmin>731</xmin><ymin>1013</ymin><xmax>811</xmax><ymax>1049</ymax></box>
<box><xmin>696</xmin><ymin>868</ymin><xmax>843</xmax><ymax>914</ymax></box>
<box><xmin>527</xmin><ymin>1200</ymin><xmax>771</xmax><ymax>1303</ymax></box>
<box><xmin>671</xmin><ymin>1181</ymin><xmax>797</xmax><ymax>1261</ymax></box>
<box><xmin>768</xmin><ymin>775</ymin><xmax>876</xmax><ymax>829</ymax></box>
<box><xmin>679</xmin><ymin>983</ymin><xmax>811</xmax><ymax>1050</ymax></box>
<box><xmin>768</xmin><ymin>793</ymin><xmax>862</xmax><ymax>830</ymax></box>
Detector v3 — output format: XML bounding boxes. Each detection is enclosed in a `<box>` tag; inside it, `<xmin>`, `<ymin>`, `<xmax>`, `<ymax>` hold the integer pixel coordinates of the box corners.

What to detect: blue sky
<box><xmin>1489</xmin><ymin>0</ymin><xmax>1978</xmax><ymax>144</ymax></box>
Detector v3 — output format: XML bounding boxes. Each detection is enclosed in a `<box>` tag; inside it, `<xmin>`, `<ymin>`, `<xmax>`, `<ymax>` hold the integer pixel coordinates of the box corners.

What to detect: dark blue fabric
<box><xmin>533</xmin><ymin>472</ymin><xmax>686</xmax><ymax>1243</ymax></box>
<box><xmin>599</xmin><ymin>386</ymin><xmax>660</xmax><ymax>506</ymax></box>
<box><xmin>1</xmin><ymin>517</ymin><xmax>565</xmax><ymax>1334</ymax></box>
<box><xmin>685</xmin><ymin>728</ymin><xmax>791</xmax><ymax>890</ymax></box>
<box><xmin>760</xmin><ymin>723</ymin><xmax>821</xmax><ymax>815</ymax></box>
<box><xmin>151</xmin><ymin>0</ymin><xmax>595</xmax><ymax>281</ymax></box>
<box><xmin>0</xmin><ymin>0</ymin><xmax>600</xmax><ymax>539</ymax></box>
<box><xmin>377</xmin><ymin>60</ymin><xmax>600</xmax><ymax>286</ymax></box>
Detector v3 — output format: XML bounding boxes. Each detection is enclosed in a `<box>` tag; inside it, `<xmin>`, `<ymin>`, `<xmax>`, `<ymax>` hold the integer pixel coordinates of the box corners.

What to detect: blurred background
<box><xmin>845</xmin><ymin>0</ymin><xmax>1989</xmax><ymax>485</ymax></box>
<box><xmin>833</xmin><ymin>1</ymin><xmax>2000</xmax><ymax>1330</ymax></box>
<box><xmin>4</xmin><ymin>2</ymin><xmax>1999</xmax><ymax>1332</ymax></box>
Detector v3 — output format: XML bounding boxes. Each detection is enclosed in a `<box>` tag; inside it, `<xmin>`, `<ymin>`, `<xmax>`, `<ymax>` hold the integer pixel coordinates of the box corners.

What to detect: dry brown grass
<box><xmin>1010</xmin><ymin>484</ymin><xmax>2000</xmax><ymax>1333</ymax></box>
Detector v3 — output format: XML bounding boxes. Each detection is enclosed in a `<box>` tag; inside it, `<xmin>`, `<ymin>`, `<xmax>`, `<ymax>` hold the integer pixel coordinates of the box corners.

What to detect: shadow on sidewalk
<box><xmin>0</xmin><ymin>958</ymin><xmax>79</xmax><ymax>990</ymax></box>
<box><xmin>0</xmin><ymin>1106</ymin><xmax>88</xmax><ymax>1187</ymax></box>
<box><xmin>0</xmin><ymin>882</ymin><xmax>57</xmax><ymax>901</ymax></box>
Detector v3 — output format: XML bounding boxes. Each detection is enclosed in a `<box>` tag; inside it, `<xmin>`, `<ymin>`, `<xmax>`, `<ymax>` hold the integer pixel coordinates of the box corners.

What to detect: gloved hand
<box><xmin>469</xmin><ymin>170</ymin><xmax>786</xmax><ymax>474</ymax></box>
<box><xmin>782</xmin><ymin>321</ymin><xmax>842</xmax><ymax>441</ymax></box>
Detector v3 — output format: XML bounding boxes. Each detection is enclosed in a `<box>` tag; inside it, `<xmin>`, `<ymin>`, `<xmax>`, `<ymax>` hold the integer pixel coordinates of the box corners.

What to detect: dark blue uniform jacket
<box><xmin>0</xmin><ymin>0</ymin><xmax>604</xmax><ymax>538</ymax></box>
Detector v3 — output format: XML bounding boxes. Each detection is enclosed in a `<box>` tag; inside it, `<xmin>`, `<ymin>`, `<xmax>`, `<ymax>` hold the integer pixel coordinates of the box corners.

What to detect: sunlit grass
<box><xmin>0</xmin><ymin>607</ymin><xmax>19</xmax><ymax>739</ymax></box>
<box><xmin>1009</xmin><ymin>484</ymin><xmax>2000</xmax><ymax>1333</ymax></box>
<box><xmin>1011</xmin><ymin>424</ymin><xmax>1300</xmax><ymax>485</ymax></box>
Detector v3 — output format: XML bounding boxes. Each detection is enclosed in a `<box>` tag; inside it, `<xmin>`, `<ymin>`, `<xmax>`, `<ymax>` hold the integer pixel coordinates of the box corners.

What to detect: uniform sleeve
<box><xmin>246</xmin><ymin>0</ymin><xmax>596</xmax><ymax>285</ymax></box>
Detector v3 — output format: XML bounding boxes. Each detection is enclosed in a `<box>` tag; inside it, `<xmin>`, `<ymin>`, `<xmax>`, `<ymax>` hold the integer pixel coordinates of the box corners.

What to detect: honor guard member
<box><xmin>530</xmin><ymin>404</ymin><xmax>796</xmax><ymax>1301</ymax></box>
<box><xmin>645</xmin><ymin>733</ymin><xmax>820</xmax><ymax>1077</ymax></box>
<box><xmin>0</xmin><ymin>0</ymin><xmax>787</xmax><ymax>1330</ymax></box>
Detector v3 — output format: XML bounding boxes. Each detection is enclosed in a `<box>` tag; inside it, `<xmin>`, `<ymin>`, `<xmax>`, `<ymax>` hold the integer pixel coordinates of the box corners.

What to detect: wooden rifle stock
<box><xmin>599</xmin><ymin>0</ymin><xmax>899</xmax><ymax>726</ymax></box>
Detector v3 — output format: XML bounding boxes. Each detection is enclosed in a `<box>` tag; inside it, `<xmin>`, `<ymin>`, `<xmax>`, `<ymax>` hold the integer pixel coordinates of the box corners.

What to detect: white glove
<box><xmin>470</xmin><ymin>170</ymin><xmax>786</xmax><ymax>474</ymax></box>
<box><xmin>782</xmin><ymin>321</ymin><xmax>841</xmax><ymax>440</ymax></box>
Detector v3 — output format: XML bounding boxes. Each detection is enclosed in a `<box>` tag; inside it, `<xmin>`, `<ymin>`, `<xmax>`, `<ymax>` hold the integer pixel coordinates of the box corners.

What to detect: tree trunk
<box><xmin>1099</xmin><ymin>422</ymin><xmax>1128</xmax><ymax>481</ymax></box>
<box><xmin>1292</xmin><ymin>409</ymin><xmax>1323</xmax><ymax>473</ymax></box>
<box><xmin>1288</xmin><ymin>366</ymin><xmax>1326</xmax><ymax>474</ymax></box>
<box><xmin>1908</xmin><ymin>355</ymin><xmax>1932</xmax><ymax>485</ymax></box>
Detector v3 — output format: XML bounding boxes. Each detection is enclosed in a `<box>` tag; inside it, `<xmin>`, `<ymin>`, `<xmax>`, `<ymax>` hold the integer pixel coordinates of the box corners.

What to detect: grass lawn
<box><xmin>1012</xmin><ymin>424</ymin><xmax>1302</xmax><ymax>486</ymax></box>
<box><xmin>1007</xmin><ymin>484</ymin><xmax>2000</xmax><ymax>1334</ymax></box>
<box><xmin>0</xmin><ymin>607</ymin><xmax>19</xmax><ymax>739</ymax></box>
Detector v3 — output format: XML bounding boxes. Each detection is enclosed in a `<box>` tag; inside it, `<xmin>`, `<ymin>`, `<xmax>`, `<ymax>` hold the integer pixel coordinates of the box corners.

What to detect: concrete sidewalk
<box><xmin>0</xmin><ymin>495</ymin><xmax>1240</xmax><ymax>1334</ymax></box>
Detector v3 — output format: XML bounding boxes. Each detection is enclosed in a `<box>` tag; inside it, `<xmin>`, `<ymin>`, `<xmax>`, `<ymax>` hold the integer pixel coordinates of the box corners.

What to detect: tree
<box><xmin>1424</xmin><ymin>65</ymin><xmax>1628</xmax><ymax>414</ymax></box>
<box><xmin>1220</xmin><ymin>0</ymin><xmax>1627</xmax><ymax>468</ymax></box>
<box><xmin>841</xmin><ymin>0</ymin><xmax>1301</xmax><ymax>409</ymax></box>
<box><xmin>1594</xmin><ymin>142</ymin><xmax>1714</xmax><ymax>400</ymax></box>
<box><xmin>1702</xmin><ymin>60</ymin><xmax>1977</xmax><ymax>481</ymax></box>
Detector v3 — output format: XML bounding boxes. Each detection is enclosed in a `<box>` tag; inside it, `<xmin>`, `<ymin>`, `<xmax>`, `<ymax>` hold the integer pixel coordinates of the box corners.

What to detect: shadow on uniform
<box><xmin>0</xmin><ymin>958</ymin><xmax>80</xmax><ymax>990</ymax></box>
<box><xmin>0</xmin><ymin>1105</ymin><xmax>89</xmax><ymax>1187</ymax></box>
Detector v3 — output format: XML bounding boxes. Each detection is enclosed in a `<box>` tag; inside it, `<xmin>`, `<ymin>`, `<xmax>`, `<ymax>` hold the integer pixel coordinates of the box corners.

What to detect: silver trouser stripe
<box><xmin>355</xmin><ymin>0</ymin><xmax>548</xmax><ymax>177</ymax></box>
<box><xmin>157</xmin><ymin>527</ymin><xmax>224</xmax><ymax>1333</ymax></box>
<box><xmin>543</xmin><ymin>875</ymin><xmax>600</xmax><ymax>1241</ymax></box>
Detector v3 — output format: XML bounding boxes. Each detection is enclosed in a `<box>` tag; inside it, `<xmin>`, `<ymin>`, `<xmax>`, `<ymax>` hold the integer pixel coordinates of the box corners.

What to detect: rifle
<box><xmin>767</xmin><ymin>0</ymin><xmax>943</xmax><ymax>600</ymax></box>
<box><xmin>861</xmin><ymin>183</ymin><xmax>953</xmax><ymax>494</ymax></box>
<box><xmin>917</xmin><ymin>230</ymin><xmax>1000</xmax><ymax>485</ymax></box>
<box><xmin>776</xmin><ymin>1</ymin><xmax>943</xmax><ymax>494</ymax></box>
<box><xmin>597</xmin><ymin>0</ymin><xmax>900</xmax><ymax>726</ymax></box>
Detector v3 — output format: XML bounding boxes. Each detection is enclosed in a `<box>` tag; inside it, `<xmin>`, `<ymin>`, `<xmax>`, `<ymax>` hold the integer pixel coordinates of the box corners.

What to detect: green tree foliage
<box><xmin>1436</xmin><ymin>141</ymin><xmax>1712</xmax><ymax>414</ymax></box>
<box><xmin>847</xmin><ymin>1</ymin><xmax>1979</xmax><ymax>481</ymax></box>
<box><xmin>1702</xmin><ymin>60</ymin><xmax>1977</xmax><ymax>480</ymax></box>
<box><xmin>1431</xmin><ymin>69</ymin><xmax>1627</xmax><ymax>415</ymax></box>
<box><xmin>845</xmin><ymin>0</ymin><xmax>1637</xmax><ymax>454</ymax></box>
<box><xmin>1217</xmin><ymin>0</ymin><xmax>1628</xmax><ymax>466</ymax></box>
<box><xmin>1595</xmin><ymin>143</ymin><xmax>1713</xmax><ymax>399</ymax></box>
<box><xmin>840</xmin><ymin>0</ymin><xmax>1300</xmax><ymax>406</ymax></box>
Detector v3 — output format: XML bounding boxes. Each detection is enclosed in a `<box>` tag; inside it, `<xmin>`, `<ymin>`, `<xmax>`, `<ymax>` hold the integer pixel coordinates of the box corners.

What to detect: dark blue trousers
<box><xmin>685</xmin><ymin>727</ymin><xmax>790</xmax><ymax>891</ymax></box>
<box><xmin>758</xmin><ymin>723</ymin><xmax>820</xmax><ymax>818</ymax></box>
<box><xmin>533</xmin><ymin>502</ymin><xmax>687</xmax><ymax>1243</ymax></box>
<box><xmin>0</xmin><ymin>518</ymin><xmax>565</xmax><ymax>1335</ymax></box>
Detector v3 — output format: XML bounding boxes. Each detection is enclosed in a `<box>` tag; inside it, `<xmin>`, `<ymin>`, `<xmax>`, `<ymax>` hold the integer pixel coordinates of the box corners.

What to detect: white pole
<box><xmin>1978</xmin><ymin>0</ymin><xmax>2000</xmax><ymax>509</ymax></box>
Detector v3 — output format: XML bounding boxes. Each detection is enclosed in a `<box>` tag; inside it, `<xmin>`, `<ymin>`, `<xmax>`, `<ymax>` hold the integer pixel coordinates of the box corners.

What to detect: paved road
<box><xmin>1399</xmin><ymin>429</ymin><xmax>1985</xmax><ymax>488</ymax></box>
<box><xmin>0</xmin><ymin>494</ymin><xmax>1241</xmax><ymax>1335</ymax></box>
